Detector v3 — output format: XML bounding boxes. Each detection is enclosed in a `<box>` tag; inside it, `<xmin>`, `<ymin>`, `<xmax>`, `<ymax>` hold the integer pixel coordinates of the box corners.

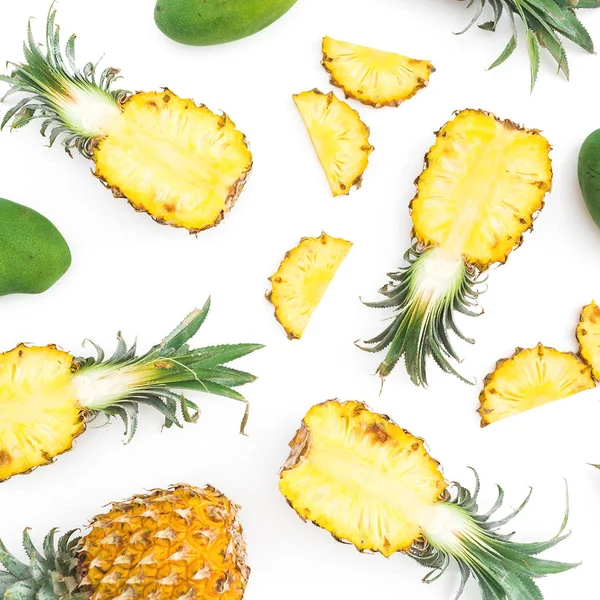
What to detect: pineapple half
<box><xmin>0</xmin><ymin>484</ymin><xmax>249</xmax><ymax>600</ymax></box>
<box><xmin>280</xmin><ymin>400</ymin><xmax>576</xmax><ymax>599</ymax></box>
<box><xmin>0</xmin><ymin>8</ymin><xmax>252</xmax><ymax>232</ymax></box>
<box><xmin>293</xmin><ymin>90</ymin><xmax>373</xmax><ymax>196</ymax></box>
<box><xmin>576</xmin><ymin>300</ymin><xmax>600</xmax><ymax>380</ymax></box>
<box><xmin>0</xmin><ymin>298</ymin><xmax>262</xmax><ymax>482</ymax></box>
<box><xmin>322</xmin><ymin>37</ymin><xmax>435</xmax><ymax>108</ymax></box>
<box><xmin>267</xmin><ymin>233</ymin><xmax>352</xmax><ymax>339</ymax></box>
<box><xmin>478</xmin><ymin>344</ymin><xmax>594</xmax><ymax>426</ymax></box>
<box><xmin>360</xmin><ymin>109</ymin><xmax>552</xmax><ymax>386</ymax></box>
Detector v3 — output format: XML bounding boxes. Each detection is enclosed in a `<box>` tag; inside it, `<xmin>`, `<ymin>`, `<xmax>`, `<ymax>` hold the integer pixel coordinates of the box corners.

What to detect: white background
<box><xmin>1</xmin><ymin>0</ymin><xmax>599</xmax><ymax>598</ymax></box>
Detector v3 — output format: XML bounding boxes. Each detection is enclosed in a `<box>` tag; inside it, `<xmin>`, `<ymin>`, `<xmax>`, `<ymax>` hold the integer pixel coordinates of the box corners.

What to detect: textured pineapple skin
<box><xmin>267</xmin><ymin>233</ymin><xmax>352</xmax><ymax>339</ymax></box>
<box><xmin>280</xmin><ymin>400</ymin><xmax>446</xmax><ymax>556</ymax></box>
<box><xmin>478</xmin><ymin>343</ymin><xmax>594</xmax><ymax>426</ymax></box>
<box><xmin>577</xmin><ymin>301</ymin><xmax>600</xmax><ymax>380</ymax></box>
<box><xmin>80</xmin><ymin>485</ymin><xmax>249</xmax><ymax>600</ymax></box>
<box><xmin>411</xmin><ymin>109</ymin><xmax>552</xmax><ymax>270</ymax></box>
<box><xmin>0</xmin><ymin>344</ymin><xmax>83</xmax><ymax>481</ymax></box>
<box><xmin>94</xmin><ymin>90</ymin><xmax>252</xmax><ymax>233</ymax></box>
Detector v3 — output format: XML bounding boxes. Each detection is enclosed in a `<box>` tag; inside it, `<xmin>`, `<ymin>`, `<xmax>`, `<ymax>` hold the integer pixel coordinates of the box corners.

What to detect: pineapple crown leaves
<box><xmin>358</xmin><ymin>243</ymin><xmax>484</xmax><ymax>387</ymax></box>
<box><xmin>0</xmin><ymin>528</ymin><xmax>86</xmax><ymax>600</ymax></box>
<box><xmin>0</xmin><ymin>3</ymin><xmax>129</xmax><ymax>157</ymax></box>
<box><xmin>459</xmin><ymin>0</ymin><xmax>599</xmax><ymax>90</ymax></box>
<box><xmin>72</xmin><ymin>298</ymin><xmax>264</xmax><ymax>440</ymax></box>
<box><xmin>409</xmin><ymin>469</ymin><xmax>578</xmax><ymax>600</ymax></box>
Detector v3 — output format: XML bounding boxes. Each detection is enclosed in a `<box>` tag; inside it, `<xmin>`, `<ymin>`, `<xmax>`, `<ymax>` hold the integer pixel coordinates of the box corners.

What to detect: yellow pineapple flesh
<box><xmin>279</xmin><ymin>400</ymin><xmax>446</xmax><ymax>556</ymax></box>
<box><xmin>0</xmin><ymin>345</ymin><xmax>82</xmax><ymax>481</ymax></box>
<box><xmin>576</xmin><ymin>301</ymin><xmax>600</xmax><ymax>380</ymax></box>
<box><xmin>412</xmin><ymin>109</ymin><xmax>552</xmax><ymax>269</ymax></box>
<box><xmin>322</xmin><ymin>37</ymin><xmax>434</xmax><ymax>107</ymax></box>
<box><xmin>478</xmin><ymin>344</ymin><xmax>594</xmax><ymax>426</ymax></box>
<box><xmin>267</xmin><ymin>233</ymin><xmax>352</xmax><ymax>339</ymax></box>
<box><xmin>80</xmin><ymin>485</ymin><xmax>249</xmax><ymax>600</ymax></box>
<box><xmin>293</xmin><ymin>90</ymin><xmax>373</xmax><ymax>196</ymax></box>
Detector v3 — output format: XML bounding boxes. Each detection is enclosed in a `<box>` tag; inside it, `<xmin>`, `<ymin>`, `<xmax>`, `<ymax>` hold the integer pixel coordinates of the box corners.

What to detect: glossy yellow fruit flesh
<box><xmin>279</xmin><ymin>400</ymin><xmax>446</xmax><ymax>556</ymax></box>
<box><xmin>293</xmin><ymin>90</ymin><xmax>373</xmax><ymax>196</ymax></box>
<box><xmin>94</xmin><ymin>90</ymin><xmax>252</xmax><ymax>233</ymax></box>
<box><xmin>478</xmin><ymin>344</ymin><xmax>594</xmax><ymax>426</ymax></box>
<box><xmin>80</xmin><ymin>485</ymin><xmax>249</xmax><ymax>600</ymax></box>
<box><xmin>412</xmin><ymin>109</ymin><xmax>552</xmax><ymax>270</ymax></box>
<box><xmin>577</xmin><ymin>301</ymin><xmax>600</xmax><ymax>380</ymax></box>
<box><xmin>0</xmin><ymin>345</ymin><xmax>83</xmax><ymax>481</ymax></box>
<box><xmin>322</xmin><ymin>37</ymin><xmax>434</xmax><ymax>108</ymax></box>
<box><xmin>268</xmin><ymin>233</ymin><xmax>352</xmax><ymax>339</ymax></box>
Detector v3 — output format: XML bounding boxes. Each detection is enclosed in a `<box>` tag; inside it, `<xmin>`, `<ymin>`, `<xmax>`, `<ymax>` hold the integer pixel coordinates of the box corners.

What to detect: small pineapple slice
<box><xmin>478</xmin><ymin>344</ymin><xmax>594</xmax><ymax>426</ymax></box>
<box><xmin>322</xmin><ymin>37</ymin><xmax>434</xmax><ymax>108</ymax></box>
<box><xmin>576</xmin><ymin>301</ymin><xmax>600</xmax><ymax>380</ymax></box>
<box><xmin>293</xmin><ymin>90</ymin><xmax>373</xmax><ymax>196</ymax></box>
<box><xmin>267</xmin><ymin>233</ymin><xmax>352</xmax><ymax>339</ymax></box>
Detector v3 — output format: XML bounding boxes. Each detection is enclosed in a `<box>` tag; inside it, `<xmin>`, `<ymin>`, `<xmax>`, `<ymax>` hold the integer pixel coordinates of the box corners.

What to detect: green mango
<box><xmin>578</xmin><ymin>129</ymin><xmax>600</xmax><ymax>229</ymax></box>
<box><xmin>0</xmin><ymin>198</ymin><xmax>71</xmax><ymax>296</ymax></box>
<box><xmin>154</xmin><ymin>0</ymin><xmax>298</xmax><ymax>46</ymax></box>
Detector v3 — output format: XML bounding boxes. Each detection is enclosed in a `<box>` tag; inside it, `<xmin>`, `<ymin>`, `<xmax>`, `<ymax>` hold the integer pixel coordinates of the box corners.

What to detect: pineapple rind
<box><xmin>478</xmin><ymin>343</ymin><xmax>594</xmax><ymax>426</ymax></box>
<box><xmin>279</xmin><ymin>400</ymin><xmax>446</xmax><ymax>556</ymax></box>
<box><xmin>322</xmin><ymin>37</ymin><xmax>434</xmax><ymax>108</ymax></box>
<box><xmin>293</xmin><ymin>89</ymin><xmax>373</xmax><ymax>196</ymax></box>
<box><xmin>268</xmin><ymin>233</ymin><xmax>352</xmax><ymax>339</ymax></box>
<box><xmin>576</xmin><ymin>301</ymin><xmax>600</xmax><ymax>380</ymax></box>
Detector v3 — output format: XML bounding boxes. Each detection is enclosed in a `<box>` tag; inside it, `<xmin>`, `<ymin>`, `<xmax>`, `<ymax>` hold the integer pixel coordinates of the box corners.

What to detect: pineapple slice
<box><xmin>267</xmin><ymin>233</ymin><xmax>352</xmax><ymax>339</ymax></box>
<box><xmin>294</xmin><ymin>90</ymin><xmax>373</xmax><ymax>196</ymax></box>
<box><xmin>0</xmin><ymin>485</ymin><xmax>249</xmax><ymax>600</ymax></box>
<box><xmin>478</xmin><ymin>344</ymin><xmax>594</xmax><ymax>426</ymax></box>
<box><xmin>576</xmin><ymin>301</ymin><xmax>600</xmax><ymax>380</ymax></box>
<box><xmin>322</xmin><ymin>37</ymin><xmax>434</xmax><ymax>108</ymax></box>
<box><xmin>280</xmin><ymin>400</ymin><xmax>576</xmax><ymax>597</ymax></box>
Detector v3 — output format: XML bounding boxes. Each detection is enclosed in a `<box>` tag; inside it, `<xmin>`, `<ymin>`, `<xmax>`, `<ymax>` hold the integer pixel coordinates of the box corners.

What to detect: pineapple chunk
<box><xmin>478</xmin><ymin>344</ymin><xmax>594</xmax><ymax>426</ymax></box>
<box><xmin>293</xmin><ymin>90</ymin><xmax>373</xmax><ymax>196</ymax></box>
<box><xmin>267</xmin><ymin>233</ymin><xmax>352</xmax><ymax>339</ymax></box>
<box><xmin>0</xmin><ymin>345</ymin><xmax>82</xmax><ymax>481</ymax></box>
<box><xmin>322</xmin><ymin>37</ymin><xmax>434</xmax><ymax>107</ymax></box>
<box><xmin>412</xmin><ymin>109</ymin><xmax>552</xmax><ymax>270</ymax></box>
<box><xmin>279</xmin><ymin>400</ymin><xmax>446</xmax><ymax>555</ymax></box>
<box><xmin>577</xmin><ymin>301</ymin><xmax>600</xmax><ymax>380</ymax></box>
<box><xmin>94</xmin><ymin>90</ymin><xmax>252</xmax><ymax>233</ymax></box>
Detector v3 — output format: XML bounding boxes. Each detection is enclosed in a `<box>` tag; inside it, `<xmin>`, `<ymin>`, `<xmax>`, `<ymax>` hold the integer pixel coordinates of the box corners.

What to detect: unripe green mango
<box><xmin>578</xmin><ymin>129</ymin><xmax>600</xmax><ymax>229</ymax></box>
<box><xmin>0</xmin><ymin>198</ymin><xmax>71</xmax><ymax>296</ymax></box>
<box><xmin>154</xmin><ymin>0</ymin><xmax>298</xmax><ymax>46</ymax></box>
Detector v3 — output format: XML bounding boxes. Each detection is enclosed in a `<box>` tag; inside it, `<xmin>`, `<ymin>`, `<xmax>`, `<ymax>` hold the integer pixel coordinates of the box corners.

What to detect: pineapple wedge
<box><xmin>294</xmin><ymin>90</ymin><xmax>373</xmax><ymax>196</ymax></box>
<box><xmin>478</xmin><ymin>344</ymin><xmax>594</xmax><ymax>426</ymax></box>
<box><xmin>280</xmin><ymin>400</ymin><xmax>576</xmax><ymax>598</ymax></box>
<box><xmin>322</xmin><ymin>37</ymin><xmax>434</xmax><ymax>108</ymax></box>
<box><xmin>577</xmin><ymin>301</ymin><xmax>600</xmax><ymax>380</ymax></box>
<box><xmin>267</xmin><ymin>233</ymin><xmax>352</xmax><ymax>339</ymax></box>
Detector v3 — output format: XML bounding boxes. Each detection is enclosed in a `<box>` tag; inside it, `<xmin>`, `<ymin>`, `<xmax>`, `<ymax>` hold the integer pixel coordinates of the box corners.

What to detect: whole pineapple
<box><xmin>0</xmin><ymin>485</ymin><xmax>249</xmax><ymax>600</ymax></box>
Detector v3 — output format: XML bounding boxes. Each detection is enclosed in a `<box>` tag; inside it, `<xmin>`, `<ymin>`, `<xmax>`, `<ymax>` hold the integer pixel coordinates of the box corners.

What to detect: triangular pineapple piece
<box><xmin>577</xmin><ymin>301</ymin><xmax>600</xmax><ymax>380</ymax></box>
<box><xmin>478</xmin><ymin>344</ymin><xmax>594</xmax><ymax>426</ymax></box>
<box><xmin>267</xmin><ymin>233</ymin><xmax>352</xmax><ymax>339</ymax></box>
<box><xmin>322</xmin><ymin>37</ymin><xmax>435</xmax><ymax>108</ymax></box>
<box><xmin>293</xmin><ymin>90</ymin><xmax>373</xmax><ymax>196</ymax></box>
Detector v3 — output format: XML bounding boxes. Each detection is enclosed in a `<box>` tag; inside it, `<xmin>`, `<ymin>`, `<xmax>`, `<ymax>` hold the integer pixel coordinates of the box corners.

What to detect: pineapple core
<box><xmin>280</xmin><ymin>400</ymin><xmax>446</xmax><ymax>555</ymax></box>
<box><xmin>0</xmin><ymin>345</ymin><xmax>82</xmax><ymax>480</ymax></box>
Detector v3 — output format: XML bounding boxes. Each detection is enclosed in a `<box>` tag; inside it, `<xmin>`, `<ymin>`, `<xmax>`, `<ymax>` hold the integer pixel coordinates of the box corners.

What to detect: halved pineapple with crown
<box><xmin>577</xmin><ymin>300</ymin><xmax>600</xmax><ymax>380</ymax></box>
<box><xmin>322</xmin><ymin>37</ymin><xmax>435</xmax><ymax>107</ymax></box>
<box><xmin>0</xmin><ymin>484</ymin><xmax>249</xmax><ymax>600</ymax></box>
<box><xmin>293</xmin><ymin>90</ymin><xmax>373</xmax><ymax>196</ymax></box>
<box><xmin>360</xmin><ymin>109</ymin><xmax>552</xmax><ymax>386</ymax></box>
<box><xmin>478</xmin><ymin>344</ymin><xmax>594</xmax><ymax>426</ymax></box>
<box><xmin>0</xmin><ymin>8</ymin><xmax>252</xmax><ymax>232</ymax></box>
<box><xmin>280</xmin><ymin>400</ymin><xmax>576</xmax><ymax>598</ymax></box>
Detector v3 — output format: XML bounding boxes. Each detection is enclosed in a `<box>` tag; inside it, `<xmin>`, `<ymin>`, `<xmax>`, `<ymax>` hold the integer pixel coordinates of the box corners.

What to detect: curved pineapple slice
<box><xmin>293</xmin><ymin>90</ymin><xmax>373</xmax><ymax>196</ymax></box>
<box><xmin>576</xmin><ymin>301</ymin><xmax>600</xmax><ymax>380</ymax></box>
<box><xmin>267</xmin><ymin>233</ymin><xmax>352</xmax><ymax>339</ymax></box>
<box><xmin>322</xmin><ymin>37</ymin><xmax>435</xmax><ymax>108</ymax></box>
<box><xmin>478</xmin><ymin>344</ymin><xmax>594</xmax><ymax>426</ymax></box>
